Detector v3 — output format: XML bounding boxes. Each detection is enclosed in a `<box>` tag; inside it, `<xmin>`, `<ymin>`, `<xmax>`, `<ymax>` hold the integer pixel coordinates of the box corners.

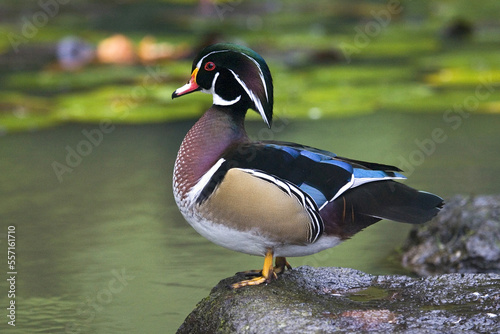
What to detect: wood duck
<box><xmin>171</xmin><ymin>43</ymin><xmax>443</xmax><ymax>288</ymax></box>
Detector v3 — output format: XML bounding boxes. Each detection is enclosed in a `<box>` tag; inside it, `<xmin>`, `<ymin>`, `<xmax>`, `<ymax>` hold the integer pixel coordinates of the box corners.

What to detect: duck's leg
<box><xmin>274</xmin><ymin>257</ymin><xmax>292</xmax><ymax>274</ymax></box>
<box><xmin>231</xmin><ymin>249</ymin><xmax>276</xmax><ymax>289</ymax></box>
<box><xmin>236</xmin><ymin>256</ymin><xmax>292</xmax><ymax>278</ymax></box>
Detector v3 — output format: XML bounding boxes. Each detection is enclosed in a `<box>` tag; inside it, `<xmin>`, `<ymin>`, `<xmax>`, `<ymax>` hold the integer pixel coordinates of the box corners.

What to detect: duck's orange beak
<box><xmin>172</xmin><ymin>68</ymin><xmax>200</xmax><ymax>98</ymax></box>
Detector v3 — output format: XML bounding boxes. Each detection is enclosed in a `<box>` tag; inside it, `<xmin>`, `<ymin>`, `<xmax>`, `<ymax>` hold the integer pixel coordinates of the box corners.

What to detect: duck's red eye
<box><xmin>204</xmin><ymin>62</ymin><xmax>216</xmax><ymax>71</ymax></box>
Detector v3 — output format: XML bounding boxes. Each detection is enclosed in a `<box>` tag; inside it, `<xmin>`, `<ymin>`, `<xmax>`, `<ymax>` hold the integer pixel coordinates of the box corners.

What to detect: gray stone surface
<box><xmin>177</xmin><ymin>267</ymin><xmax>500</xmax><ymax>333</ymax></box>
<box><xmin>402</xmin><ymin>195</ymin><xmax>500</xmax><ymax>275</ymax></box>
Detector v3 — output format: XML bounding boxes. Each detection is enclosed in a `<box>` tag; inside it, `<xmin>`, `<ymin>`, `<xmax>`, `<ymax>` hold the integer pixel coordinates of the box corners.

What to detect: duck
<box><xmin>171</xmin><ymin>43</ymin><xmax>443</xmax><ymax>288</ymax></box>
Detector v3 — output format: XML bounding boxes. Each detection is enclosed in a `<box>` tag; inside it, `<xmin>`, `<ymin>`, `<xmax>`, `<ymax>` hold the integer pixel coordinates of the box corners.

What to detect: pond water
<box><xmin>1</xmin><ymin>112</ymin><xmax>499</xmax><ymax>333</ymax></box>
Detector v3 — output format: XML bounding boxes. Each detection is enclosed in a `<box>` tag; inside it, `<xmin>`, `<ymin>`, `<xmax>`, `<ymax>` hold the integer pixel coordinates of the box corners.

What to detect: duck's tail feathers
<box><xmin>321</xmin><ymin>181</ymin><xmax>443</xmax><ymax>238</ymax></box>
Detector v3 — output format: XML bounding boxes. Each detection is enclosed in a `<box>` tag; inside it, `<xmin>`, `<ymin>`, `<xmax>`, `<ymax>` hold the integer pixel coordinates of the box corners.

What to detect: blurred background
<box><xmin>0</xmin><ymin>0</ymin><xmax>499</xmax><ymax>333</ymax></box>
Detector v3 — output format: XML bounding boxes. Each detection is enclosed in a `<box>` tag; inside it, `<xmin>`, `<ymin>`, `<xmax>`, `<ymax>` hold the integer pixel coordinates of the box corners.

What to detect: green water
<box><xmin>0</xmin><ymin>112</ymin><xmax>499</xmax><ymax>332</ymax></box>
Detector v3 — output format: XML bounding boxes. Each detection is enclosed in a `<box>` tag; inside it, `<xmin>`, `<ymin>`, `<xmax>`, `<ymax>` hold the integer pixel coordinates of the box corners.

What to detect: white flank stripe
<box><xmin>186</xmin><ymin>158</ymin><xmax>225</xmax><ymax>205</ymax></box>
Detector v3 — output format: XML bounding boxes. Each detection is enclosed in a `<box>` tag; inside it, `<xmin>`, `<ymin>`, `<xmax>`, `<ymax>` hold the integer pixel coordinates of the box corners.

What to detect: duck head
<box><xmin>172</xmin><ymin>43</ymin><xmax>274</xmax><ymax>127</ymax></box>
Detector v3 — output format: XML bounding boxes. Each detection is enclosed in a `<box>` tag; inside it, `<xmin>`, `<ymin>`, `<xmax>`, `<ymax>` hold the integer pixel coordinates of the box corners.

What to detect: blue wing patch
<box><xmin>353</xmin><ymin>168</ymin><xmax>406</xmax><ymax>180</ymax></box>
<box><xmin>299</xmin><ymin>149</ymin><xmax>322</xmax><ymax>162</ymax></box>
<box><xmin>299</xmin><ymin>183</ymin><xmax>328</xmax><ymax>209</ymax></box>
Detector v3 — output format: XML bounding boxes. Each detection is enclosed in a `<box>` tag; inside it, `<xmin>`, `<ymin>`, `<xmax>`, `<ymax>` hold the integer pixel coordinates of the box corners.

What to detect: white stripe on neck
<box><xmin>202</xmin><ymin>72</ymin><xmax>242</xmax><ymax>106</ymax></box>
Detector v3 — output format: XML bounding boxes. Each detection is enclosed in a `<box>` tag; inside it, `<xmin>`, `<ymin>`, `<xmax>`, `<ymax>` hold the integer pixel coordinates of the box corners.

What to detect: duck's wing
<box><xmin>188</xmin><ymin>140</ymin><xmax>442</xmax><ymax>241</ymax></box>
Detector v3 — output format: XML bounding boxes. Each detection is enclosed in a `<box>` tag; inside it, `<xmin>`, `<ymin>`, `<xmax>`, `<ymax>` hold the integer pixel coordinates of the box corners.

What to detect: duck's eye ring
<box><xmin>204</xmin><ymin>62</ymin><xmax>216</xmax><ymax>71</ymax></box>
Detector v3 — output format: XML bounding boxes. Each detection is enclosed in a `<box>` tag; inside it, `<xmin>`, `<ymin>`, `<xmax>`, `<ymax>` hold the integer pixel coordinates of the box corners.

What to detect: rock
<box><xmin>177</xmin><ymin>267</ymin><xmax>500</xmax><ymax>333</ymax></box>
<box><xmin>402</xmin><ymin>195</ymin><xmax>500</xmax><ymax>276</ymax></box>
